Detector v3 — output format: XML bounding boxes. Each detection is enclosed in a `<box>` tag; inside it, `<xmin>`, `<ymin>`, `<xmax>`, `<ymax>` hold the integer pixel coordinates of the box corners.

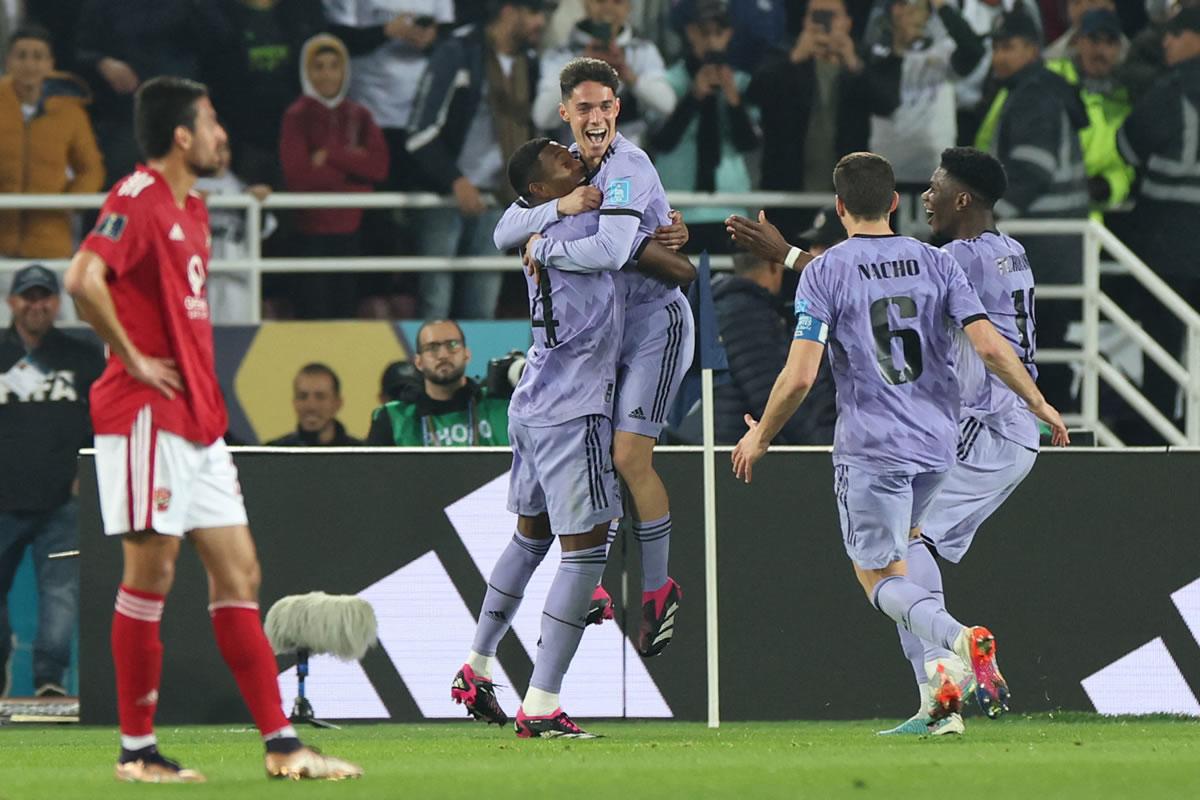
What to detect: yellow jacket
<box><xmin>0</xmin><ymin>73</ymin><xmax>105</xmax><ymax>258</ymax></box>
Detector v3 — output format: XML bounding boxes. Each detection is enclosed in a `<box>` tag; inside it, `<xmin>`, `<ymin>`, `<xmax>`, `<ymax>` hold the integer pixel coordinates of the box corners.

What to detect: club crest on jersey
<box><xmin>606</xmin><ymin>178</ymin><xmax>631</xmax><ymax>207</ymax></box>
<box><xmin>95</xmin><ymin>213</ymin><xmax>127</xmax><ymax>242</ymax></box>
<box><xmin>154</xmin><ymin>487</ymin><xmax>172</xmax><ymax>512</ymax></box>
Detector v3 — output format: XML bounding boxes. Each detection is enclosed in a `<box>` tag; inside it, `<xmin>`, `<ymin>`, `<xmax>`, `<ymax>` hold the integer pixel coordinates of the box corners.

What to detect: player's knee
<box><xmin>613</xmin><ymin>442</ymin><xmax>652</xmax><ymax>482</ymax></box>
<box><xmin>125</xmin><ymin>557</ymin><xmax>176</xmax><ymax>595</ymax></box>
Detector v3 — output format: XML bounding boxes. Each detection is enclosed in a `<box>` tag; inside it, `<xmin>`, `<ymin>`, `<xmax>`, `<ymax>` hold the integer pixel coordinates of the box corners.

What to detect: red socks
<box><xmin>209</xmin><ymin>602</ymin><xmax>291</xmax><ymax>737</ymax></box>
<box><xmin>112</xmin><ymin>585</ymin><xmax>165</xmax><ymax>739</ymax></box>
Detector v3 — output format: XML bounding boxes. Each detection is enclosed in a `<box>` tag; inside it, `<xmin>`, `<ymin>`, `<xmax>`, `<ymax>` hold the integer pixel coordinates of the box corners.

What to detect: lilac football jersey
<box><xmin>569</xmin><ymin>134</ymin><xmax>682</xmax><ymax>312</ymax></box>
<box><xmin>793</xmin><ymin>234</ymin><xmax>988</xmax><ymax>474</ymax></box>
<box><xmin>944</xmin><ymin>231</ymin><xmax>1039</xmax><ymax>450</ymax></box>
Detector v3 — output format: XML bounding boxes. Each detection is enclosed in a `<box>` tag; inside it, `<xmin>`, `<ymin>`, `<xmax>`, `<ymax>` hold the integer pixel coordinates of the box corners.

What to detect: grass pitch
<box><xmin>1</xmin><ymin>714</ymin><xmax>1198</xmax><ymax>799</ymax></box>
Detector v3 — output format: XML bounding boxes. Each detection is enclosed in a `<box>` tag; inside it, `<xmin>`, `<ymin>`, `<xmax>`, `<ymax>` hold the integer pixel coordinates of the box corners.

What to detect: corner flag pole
<box><xmin>696</xmin><ymin>251</ymin><xmax>725</xmax><ymax>729</ymax></box>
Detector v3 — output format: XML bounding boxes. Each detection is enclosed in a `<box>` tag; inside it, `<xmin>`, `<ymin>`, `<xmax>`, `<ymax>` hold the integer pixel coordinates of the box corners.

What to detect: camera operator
<box><xmin>366</xmin><ymin>319</ymin><xmax>519</xmax><ymax>446</ymax></box>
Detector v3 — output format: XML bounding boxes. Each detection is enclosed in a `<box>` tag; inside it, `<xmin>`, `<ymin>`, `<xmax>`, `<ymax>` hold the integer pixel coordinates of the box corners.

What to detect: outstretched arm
<box><xmin>726</xmin><ymin>210</ymin><xmax>814</xmax><ymax>271</ymax></box>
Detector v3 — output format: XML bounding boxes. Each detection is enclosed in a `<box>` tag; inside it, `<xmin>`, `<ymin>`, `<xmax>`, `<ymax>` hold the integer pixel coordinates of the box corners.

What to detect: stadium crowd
<box><xmin>0</xmin><ymin>0</ymin><xmax>1197</xmax><ymax>440</ymax></box>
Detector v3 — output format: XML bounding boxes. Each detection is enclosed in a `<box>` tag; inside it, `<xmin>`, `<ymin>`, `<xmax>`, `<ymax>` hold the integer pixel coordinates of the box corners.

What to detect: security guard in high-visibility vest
<box><xmin>1116</xmin><ymin>7</ymin><xmax>1200</xmax><ymax>432</ymax></box>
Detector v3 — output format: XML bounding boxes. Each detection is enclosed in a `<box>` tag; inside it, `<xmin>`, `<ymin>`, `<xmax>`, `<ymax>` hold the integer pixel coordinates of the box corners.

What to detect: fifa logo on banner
<box><xmin>1081</xmin><ymin>577</ymin><xmax>1200</xmax><ymax>716</ymax></box>
<box><xmin>275</xmin><ymin>473</ymin><xmax>672</xmax><ymax>720</ymax></box>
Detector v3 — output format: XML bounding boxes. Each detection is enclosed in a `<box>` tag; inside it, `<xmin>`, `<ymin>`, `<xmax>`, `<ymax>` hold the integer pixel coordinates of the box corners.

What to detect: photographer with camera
<box><xmin>533</xmin><ymin>0</ymin><xmax>676</xmax><ymax>147</ymax></box>
<box><xmin>366</xmin><ymin>319</ymin><xmax>519</xmax><ymax>447</ymax></box>
<box><xmin>649</xmin><ymin>0</ymin><xmax>759</xmax><ymax>255</ymax></box>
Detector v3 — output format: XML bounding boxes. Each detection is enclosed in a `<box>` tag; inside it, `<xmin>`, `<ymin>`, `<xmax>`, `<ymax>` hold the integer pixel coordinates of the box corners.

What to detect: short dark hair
<box><xmin>297</xmin><ymin>362</ymin><xmax>341</xmax><ymax>395</ymax></box>
<box><xmin>416</xmin><ymin>319</ymin><xmax>467</xmax><ymax>348</ymax></box>
<box><xmin>507</xmin><ymin>137</ymin><xmax>552</xmax><ymax>199</ymax></box>
<box><xmin>732</xmin><ymin>251</ymin><xmax>767</xmax><ymax>275</ymax></box>
<box><xmin>312</xmin><ymin>44</ymin><xmax>342</xmax><ymax>60</ymax></box>
<box><xmin>832</xmin><ymin>152</ymin><xmax>896</xmax><ymax>220</ymax></box>
<box><xmin>8</xmin><ymin>24</ymin><xmax>53</xmax><ymax>51</ymax></box>
<box><xmin>939</xmin><ymin>147</ymin><xmax>1008</xmax><ymax>207</ymax></box>
<box><xmin>134</xmin><ymin>76</ymin><xmax>209</xmax><ymax>160</ymax></box>
<box><xmin>559</xmin><ymin>57</ymin><xmax>619</xmax><ymax>100</ymax></box>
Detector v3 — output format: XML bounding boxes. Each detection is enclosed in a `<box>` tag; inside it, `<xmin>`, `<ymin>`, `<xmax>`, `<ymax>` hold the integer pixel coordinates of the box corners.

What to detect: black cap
<box><xmin>991</xmin><ymin>11</ymin><xmax>1042</xmax><ymax>45</ymax></box>
<box><xmin>9</xmin><ymin>264</ymin><xmax>59</xmax><ymax>296</ymax></box>
<box><xmin>797</xmin><ymin>207</ymin><xmax>845</xmax><ymax>248</ymax></box>
<box><xmin>1166</xmin><ymin>7</ymin><xmax>1200</xmax><ymax>35</ymax></box>
<box><xmin>690</xmin><ymin>0</ymin><xmax>731</xmax><ymax>26</ymax></box>
<box><xmin>1078</xmin><ymin>9</ymin><xmax>1122</xmax><ymax>39</ymax></box>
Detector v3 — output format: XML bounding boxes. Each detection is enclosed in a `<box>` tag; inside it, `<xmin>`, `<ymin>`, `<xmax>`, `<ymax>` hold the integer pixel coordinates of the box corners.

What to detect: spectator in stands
<box><xmin>24</xmin><ymin>1</ymin><xmax>84</xmax><ymax>75</ymax></box>
<box><xmin>268</xmin><ymin>363</ymin><xmax>364</xmax><ymax>446</ymax></box>
<box><xmin>747</xmin><ymin>0</ymin><xmax>868</xmax><ymax>235</ymax></box>
<box><xmin>280</xmin><ymin>33</ymin><xmax>389</xmax><ymax>319</ymax></box>
<box><xmin>712</xmin><ymin>251</ymin><xmax>835</xmax><ymax>445</ymax></box>
<box><xmin>74</xmin><ymin>0</ymin><xmax>229</xmax><ymax>185</ymax></box>
<box><xmin>863</xmin><ymin>0</ymin><xmax>986</xmax><ymax>185</ymax></box>
<box><xmin>978</xmin><ymin>10</ymin><xmax>1088</xmax><ymax>409</ymax></box>
<box><xmin>1044</xmin><ymin>0</ymin><xmax>1125</xmax><ymax>61</ymax></box>
<box><xmin>951</xmin><ymin>0</ymin><xmax>1044</xmax><ymax>145</ymax></box>
<box><xmin>194</xmin><ymin>142</ymin><xmax>278</xmax><ymax>324</ymax></box>
<box><xmin>367</xmin><ymin>319</ymin><xmax>512</xmax><ymax>446</ymax></box>
<box><xmin>1117</xmin><ymin>7</ymin><xmax>1200</xmax><ymax>428</ymax></box>
<box><xmin>378</xmin><ymin>358</ymin><xmax>421</xmax><ymax>404</ymax></box>
<box><xmin>1122</xmin><ymin>0</ymin><xmax>1200</xmax><ymax>96</ymax></box>
<box><xmin>407</xmin><ymin>0</ymin><xmax>546</xmax><ymax>320</ymax></box>
<box><xmin>534</xmin><ymin>0</ymin><xmax>675</xmax><ymax>148</ymax></box>
<box><xmin>650</xmin><ymin>0</ymin><xmax>758</xmax><ymax>255</ymax></box>
<box><xmin>323</xmin><ymin>0</ymin><xmax>455</xmax><ymax>193</ymax></box>
<box><xmin>207</xmin><ymin>0</ymin><xmax>328</xmax><ymax>187</ymax></box>
<box><xmin>1046</xmin><ymin>8</ymin><xmax>1135</xmax><ymax>218</ymax></box>
<box><xmin>671</xmin><ymin>0</ymin><xmax>789</xmax><ymax>73</ymax></box>
<box><xmin>0</xmin><ymin>26</ymin><xmax>103</xmax><ymax>260</ymax></box>
<box><xmin>0</xmin><ymin>264</ymin><xmax>104</xmax><ymax>698</ymax></box>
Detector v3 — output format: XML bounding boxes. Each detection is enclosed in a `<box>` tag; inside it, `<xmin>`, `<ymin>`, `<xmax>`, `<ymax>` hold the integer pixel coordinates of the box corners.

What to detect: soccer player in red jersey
<box><xmin>64</xmin><ymin>76</ymin><xmax>362</xmax><ymax>783</ymax></box>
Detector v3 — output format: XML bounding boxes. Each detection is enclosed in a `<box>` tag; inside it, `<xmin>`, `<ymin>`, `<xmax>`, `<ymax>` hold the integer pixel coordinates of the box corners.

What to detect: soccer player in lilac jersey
<box><xmin>879</xmin><ymin>147</ymin><xmax>1044</xmax><ymax>736</ymax></box>
<box><xmin>452</xmin><ymin>138</ymin><xmax>694</xmax><ymax>739</ymax></box>
<box><xmin>499</xmin><ymin>58</ymin><xmax>695</xmax><ymax>660</ymax></box>
<box><xmin>731</xmin><ymin>153</ymin><xmax>1069</xmax><ymax>729</ymax></box>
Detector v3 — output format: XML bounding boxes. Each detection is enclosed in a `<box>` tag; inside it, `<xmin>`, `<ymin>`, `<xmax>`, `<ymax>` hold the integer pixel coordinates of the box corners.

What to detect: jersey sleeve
<box><xmin>793</xmin><ymin>257</ymin><xmax>832</xmax><ymax>344</ymax></box>
<box><xmin>942</xmin><ymin>252</ymin><xmax>988</xmax><ymax>327</ymax></box>
<box><xmin>598</xmin><ymin>150</ymin><xmax>660</xmax><ymax>222</ymax></box>
<box><xmin>493</xmin><ymin>200</ymin><xmax>560</xmax><ymax>251</ymax></box>
<box><xmin>80</xmin><ymin>192</ymin><xmax>146</xmax><ymax>277</ymax></box>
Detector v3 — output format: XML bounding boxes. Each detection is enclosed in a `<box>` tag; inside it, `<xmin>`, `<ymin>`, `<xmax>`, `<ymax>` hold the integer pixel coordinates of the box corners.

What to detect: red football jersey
<box><xmin>82</xmin><ymin>166</ymin><xmax>227</xmax><ymax>444</ymax></box>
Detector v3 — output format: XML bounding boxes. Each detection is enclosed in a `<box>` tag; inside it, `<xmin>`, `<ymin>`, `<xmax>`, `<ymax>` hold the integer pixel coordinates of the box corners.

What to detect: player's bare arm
<box><xmin>731</xmin><ymin>338</ymin><xmax>824</xmax><ymax>483</ymax></box>
<box><xmin>65</xmin><ymin>249</ymin><xmax>183</xmax><ymax>399</ymax></box>
<box><xmin>726</xmin><ymin>210</ymin><xmax>815</xmax><ymax>272</ymax></box>
<box><xmin>634</xmin><ymin>241</ymin><xmax>696</xmax><ymax>287</ymax></box>
<box><xmin>556</xmin><ymin>185</ymin><xmax>603</xmax><ymax>215</ymax></box>
<box><xmin>963</xmin><ymin>318</ymin><xmax>1069</xmax><ymax>446</ymax></box>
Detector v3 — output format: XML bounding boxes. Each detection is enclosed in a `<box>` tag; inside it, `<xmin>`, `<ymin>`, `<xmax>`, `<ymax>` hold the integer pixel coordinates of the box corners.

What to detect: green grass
<box><xmin>2</xmin><ymin>714</ymin><xmax>1199</xmax><ymax>799</ymax></box>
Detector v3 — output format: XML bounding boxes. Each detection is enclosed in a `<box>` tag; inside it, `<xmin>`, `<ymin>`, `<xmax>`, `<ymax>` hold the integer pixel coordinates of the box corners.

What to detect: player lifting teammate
<box><xmin>730</xmin><ymin>152</ymin><xmax>1069</xmax><ymax>727</ymax></box>
<box><xmin>65</xmin><ymin>77</ymin><xmax>360</xmax><ymax>782</ymax></box>
<box><xmin>492</xmin><ymin>58</ymin><xmax>694</xmax><ymax>658</ymax></box>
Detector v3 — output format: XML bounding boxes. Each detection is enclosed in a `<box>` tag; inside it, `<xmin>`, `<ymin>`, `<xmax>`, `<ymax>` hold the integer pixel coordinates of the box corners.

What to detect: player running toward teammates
<box><xmin>731</xmin><ymin>153</ymin><xmax>1069</xmax><ymax>728</ymax></box>
<box><xmin>877</xmin><ymin>147</ymin><xmax>1044</xmax><ymax>736</ymax></box>
<box><xmin>64</xmin><ymin>77</ymin><xmax>360</xmax><ymax>782</ymax></box>
<box><xmin>452</xmin><ymin>138</ymin><xmax>694</xmax><ymax>738</ymax></box>
<box><xmin>493</xmin><ymin>58</ymin><xmax>694</xmax><ymax>659</ymax></box>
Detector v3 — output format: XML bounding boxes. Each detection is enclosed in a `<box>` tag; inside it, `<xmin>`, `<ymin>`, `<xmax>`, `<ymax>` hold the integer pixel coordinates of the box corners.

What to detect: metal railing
<box><xmin>1</xmin><ymin>194</ymin><xmax>1196</xmax><ymax>445</ymax></box>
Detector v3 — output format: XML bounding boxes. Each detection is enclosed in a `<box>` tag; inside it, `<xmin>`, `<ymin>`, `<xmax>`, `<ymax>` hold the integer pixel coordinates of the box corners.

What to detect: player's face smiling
<box><xmin>922</xmin><ymin>168</ymin><xmax>957</xmax><ymax>239</ymax></box>
<box><xmin>184</xmin><ymin>97</ymin><xmax>228</xmax><ymax>179</ymax></box>
<box><xmin>561</xmin><ymin>81</ymin><xmax>620</xmax><ymax>166</ymax></box>
<box><xmin>537</xmin><ymin>143</ymin><xmax>587</xmax><ymax>199</ymax></box>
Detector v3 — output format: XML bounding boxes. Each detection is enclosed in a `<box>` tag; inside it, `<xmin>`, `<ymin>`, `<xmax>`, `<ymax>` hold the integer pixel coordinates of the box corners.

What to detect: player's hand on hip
<box><xmin>731</xmin><ymin>415</ymin><xmax>767</xmax><ymax>483</ymax></box>
<box><xmin>557</xmin><ymin>185</ymin><xmax>602</xmax><ymax>216</ymax></box>
<box><xmin>654</xmin><ymin>210</ymin><xmax>690</xmax><ymax>251</ymax></box>
<box><xmin>127</xmin><ymin>352</ymin><xmax>183</xmax><ymax>400</ymax></box>
<box><xmin>1033</xmin><ymin>401</ymin><xmax>1070</xmax><ymax>447</ymax></box>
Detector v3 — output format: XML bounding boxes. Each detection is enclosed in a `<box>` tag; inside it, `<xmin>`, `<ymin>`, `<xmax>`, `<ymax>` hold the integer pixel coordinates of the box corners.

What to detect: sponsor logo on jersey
<box><xmin>169</xmin><ymin>223</ymin><xmax>185</xmax><ymax>242</ymax></box>
<box><xmin>184</xmin><ymin>254</ymin><xmax>210</xmax><ymax>320</ymax></box>
<box><xmin>628</xmin><ymin>406</ymin><xmax>646</xmax><ymax>420</ymax></box>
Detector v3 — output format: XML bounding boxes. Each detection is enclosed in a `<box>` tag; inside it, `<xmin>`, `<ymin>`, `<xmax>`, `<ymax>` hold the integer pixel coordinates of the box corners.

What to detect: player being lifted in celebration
<box><xmin>492</xmin><ymin>58</ymin><xmax>694</xmax><ymax>658</ymax></box>
<box><xmin>64</xmin><ymin>77</ymin><xmax>361</xmax><ymax>782</ymax></box>
<box><xmin>877</xmin><ymin>147</ymin><xmax>1044</xmax><ymax>736</ymax></box>
<box><xmin>730</xmin><ymin>153</ymin><xmax>1069</xmax><ymax>726</ymax></box>
<box><xmin>452</xmin><ymin>137</ymin><xmax>695</xmax><ymax>737</ymax></box>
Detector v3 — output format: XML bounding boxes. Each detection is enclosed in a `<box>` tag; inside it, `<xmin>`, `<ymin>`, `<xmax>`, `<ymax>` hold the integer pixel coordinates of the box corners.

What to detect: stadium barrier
<box><xmin>78</xmin><ymin>447</ymin><xmax>1200</xmax><ymax>724</ymax></box>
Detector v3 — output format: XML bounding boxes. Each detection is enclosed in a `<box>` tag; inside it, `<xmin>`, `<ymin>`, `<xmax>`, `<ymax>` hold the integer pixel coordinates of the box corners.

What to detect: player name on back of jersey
<box><xmin>995</xmin><ymin>252</ymin><xmax>1032</xmax><ymax>275</ymax></box>
<box><xmin>857</xmin><ymin>259</ymin><xmax>921</xmax><ymax>280</ymax></box>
